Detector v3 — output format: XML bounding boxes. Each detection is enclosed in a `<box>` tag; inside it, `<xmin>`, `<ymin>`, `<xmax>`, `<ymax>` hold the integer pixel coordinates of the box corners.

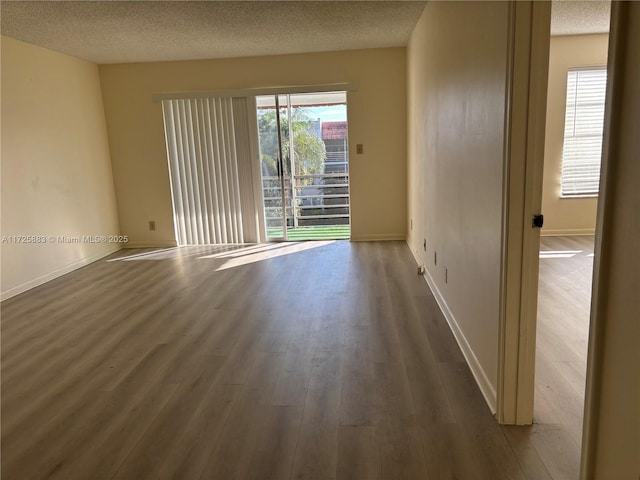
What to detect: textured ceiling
<box><xmin>0</xmin><ymin>1</ymin><xmax>427</xmax><ymax>64</ymax></box>
<box><xmin>1</xmin><ymin>1</ymin><xmax>611</xmax><ymax>64</ymax></box>
<box><xmin>551</xmin><ymin>0</ymin><xmax>610</xmax><ymax>36</ymax></box>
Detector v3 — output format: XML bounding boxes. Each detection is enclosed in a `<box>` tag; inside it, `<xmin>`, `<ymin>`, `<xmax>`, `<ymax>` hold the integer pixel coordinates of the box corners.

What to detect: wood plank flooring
<box><xmin>531</xmin><ymin>235</ymin><xmax>595</xmax><ymax>477</ymax></box>
<box><xmin>2</xmin><ymin>240</ymin><xmax>585</xmax><ymax>479</ymax></box>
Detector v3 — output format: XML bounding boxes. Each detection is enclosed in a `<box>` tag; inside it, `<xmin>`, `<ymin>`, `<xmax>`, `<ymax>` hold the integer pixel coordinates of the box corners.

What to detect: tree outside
<box><xmin>258</xmin><ymin>103</ymin><xmax>348</xmax><ymax>231</ymax></box>
<box><xmin>257</xmin><ymin>107</ymin><xmax>327</xmax><ymax>183</ymax></box>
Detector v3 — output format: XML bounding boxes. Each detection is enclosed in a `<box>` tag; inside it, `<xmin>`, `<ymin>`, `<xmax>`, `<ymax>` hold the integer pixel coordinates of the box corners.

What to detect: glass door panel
<box><xmin>256</xmin><ymin>91</ymin><xmax>350</xmax><ymax>241</ymax></box>
<box><xmin>288</xmin><ymin>92</ymin><xmax>350</xmax><ymax>240</ymax></box>
<box><xmin>256</xmin><ymin>95</ymin><xmax>287</xmax><ymax>240</ymax></box>
<box><xmin>278</xmin><ymin>95</ymin><xmax>294</xmax><ymax>235</ymax></box>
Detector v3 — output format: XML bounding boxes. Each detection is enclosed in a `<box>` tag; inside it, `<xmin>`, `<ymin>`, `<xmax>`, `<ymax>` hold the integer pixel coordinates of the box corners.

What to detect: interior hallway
<box><xmin>3</xmin><ymin>241</ymin><xmax>577</xmax><ymax>479</ymax></box>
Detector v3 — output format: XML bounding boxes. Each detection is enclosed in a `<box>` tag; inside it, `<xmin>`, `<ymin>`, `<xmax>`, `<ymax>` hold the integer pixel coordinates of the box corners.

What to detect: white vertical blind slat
<box><xmin>178</xmin><ymin>100</ymin><xmax>196</xmax><ymax>244</ymax></box>
<box><xmin>191</xmin><ymin>99</ymin><xmax>211</xmax><ymax>244</ymax></box>
<box><xmin>232</xmin><ymin>97</ymin><xmax>258</xmax><ymax>242</ymax></box>
<box><xmin>227</xmin><ymin>98</ymin><xmax>244</xmax><ymax>244</ymax></box>
<box><xmin>175</xmin><ymin>100</ymin><xmax>194</xmax><ymax>245</ymax></box>
<box><xmin>162</xmin><ymin>102</ymin><xmax>187</xmax><ymax>243</ymax></box>
<box><xmin>204</xmin><ymin>99</ymin><xmax>222</xmax><ymax>243</ymax></box>
<box><xmin>185</xmin><ymin>100</ymin><xmax>205</xmax><ymax>243</ymax></box>
<box><xmin>212</xmin><ymin>98</ymin><xmax>228</xmax><ymax>243</ymax></box>
<box><xmin>216</xmin><ymin>98</ymin><xmax>232</xmax><ymax>242</ymax></box>
<box><xmin>196</xmin><ymin>98</ymin><xmax>214</xmax><ymax>244</ymax></box>
<box><xmin>222</xmin><ymin>99</ymin><xmax>240</xmax><ymax>242</ymax></box>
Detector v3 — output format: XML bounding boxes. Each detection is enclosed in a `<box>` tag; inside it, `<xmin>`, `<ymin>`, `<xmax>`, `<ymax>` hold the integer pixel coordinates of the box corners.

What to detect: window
<box><xmin>561</xmin><ymin>67</ymin><xmax>607</xmax><ymax>197</ymax></box>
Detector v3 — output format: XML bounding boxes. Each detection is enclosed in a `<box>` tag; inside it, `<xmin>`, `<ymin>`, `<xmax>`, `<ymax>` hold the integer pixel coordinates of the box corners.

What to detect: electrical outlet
<box><xmin>434</xmin><ymin>251</ymin><xmax>437</xmax><ymax>265</ymax></box>
<box><xmin>423</xmin><ymin>238</ymin><xmax>427</xmax><ymax>251</ymax></box>
<box><xmin>149</xmin><ymin>220</ymin><xmax>156</xmax><ymax>231</ymax></box>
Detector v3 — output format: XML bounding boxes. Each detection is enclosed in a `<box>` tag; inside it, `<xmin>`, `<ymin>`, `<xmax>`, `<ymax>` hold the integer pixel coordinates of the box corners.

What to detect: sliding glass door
<box><xmin>256</xmin><ymin>91</ymin><xmax>350</xmax><ymax>241</ymax></box>
<box><xmin>256</xmin><ymin>95</ymin><xmax>289</xmax><ymax>240</ymax></box>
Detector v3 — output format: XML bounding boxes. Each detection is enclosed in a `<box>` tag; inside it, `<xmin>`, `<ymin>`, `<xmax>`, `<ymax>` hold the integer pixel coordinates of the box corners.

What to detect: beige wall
<box><xmin>98</xmin><ymin>48</ymin><xmax>407</xmax><ymax>246</ymax></box>
<box><xmin>407</xmin><ymin>1</ymin><xmax>510</xmax><ymax>411</ymax></box>
<box><xmin>582</xmin><ymin>3</ymin><xmax>640</xmax><ymax>478</ymax></box>
<box><xmin>1</xmin><ymin>36</ymin><xmax>120</xmax><ymax>300</ymax></box>
<box><xmin>542</xmin><ymin>34</ymin><xmax>608</xmax><ymax>235</ymax></box>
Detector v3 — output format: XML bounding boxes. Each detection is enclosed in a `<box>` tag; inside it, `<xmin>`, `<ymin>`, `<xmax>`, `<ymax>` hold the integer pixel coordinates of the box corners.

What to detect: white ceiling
<box><xmin>0</xmin><ymin>1</ymin><xmax>611</xmax><ymax>65</ymax></box>
<box><xmin>551</xmin><ymin>0</ymin><xmax>610</xmax><ymax>36</ymax></box>
<box><xmin>0</xmin><ymin>1</ymin><xmax>427</xmax><ymax>64</ymax></box>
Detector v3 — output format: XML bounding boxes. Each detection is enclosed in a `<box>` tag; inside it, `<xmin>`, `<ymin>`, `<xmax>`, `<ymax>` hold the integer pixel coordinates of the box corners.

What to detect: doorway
<box><xmin>256</xmin><ymin>91</ymin><xmax>350</xmax><ymax>241</ymax></box>
<box><xmin>533</xmin><ymin>26</ymin><xmax>609</xmax><ymax>464</ymax></box>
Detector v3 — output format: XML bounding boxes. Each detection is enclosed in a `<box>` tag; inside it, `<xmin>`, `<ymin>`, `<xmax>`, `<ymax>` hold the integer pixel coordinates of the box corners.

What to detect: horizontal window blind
<box><xmin>561</xmin><ymin>67</ymin><xmax>607</xmax><ymax>196</ymax></box>
<box><xmin>162</xmin><ymin>97</ymin><xmax>257</xmax><ymax>245</ymax></box>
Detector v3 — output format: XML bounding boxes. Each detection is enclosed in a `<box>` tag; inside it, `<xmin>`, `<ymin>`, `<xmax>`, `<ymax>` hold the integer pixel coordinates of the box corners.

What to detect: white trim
<box><xmin>497</xmin><ymin>1</ymin><xmax>551</xmax><ymax>426</ymax></box>
<box><xmin>1</xmin><ymin>247</ymin><xmax>120</xmax><ymax>301</ymax></box>
<box><xmin>152</xmin><ymin>83</ymin><xmax>357</xmax><ymax>102</ymax></box>
<box><xmin>541</xmin><ymin>228</ymin><xmax>596</xmax><ymax>236</ymax></box>
<box><xmin>407</xmin><ymin>243</ymin><xmax>498</xmax><ymax>414</ymax></box>
<box><xmin>514</xmin><ymin>1</ymin><xmax>552</xmax><ymax>426</ymax></box>
<box><xmin>580</xmin><ymin>3</ymin><xmax>623</xmax><ymax>477</ymax></box>
<box><xmin>497</xmin><ymin>0</ymin><xmax>518</xmax><ymax>424</ymax></box>
<box><xmin>560</xmin><ymin>194</ymin><xmax>598</xmax><ymax>199</ymax></box>
<box><xmin>350</xmin><ymin>233</ymin><xmax>405</xmax><ymax>242</ymax></box>
<box><xmin>123</xmin><ymin>241</ymin><xmax>178</xmax><ymax>248</ymax></box>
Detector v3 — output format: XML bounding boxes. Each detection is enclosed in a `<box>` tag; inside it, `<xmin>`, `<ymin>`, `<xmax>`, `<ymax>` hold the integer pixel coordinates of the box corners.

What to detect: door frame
<box><xmin>245</xmin><ymin>96</ymin><xmax>268</xmax><ymax>243</ymax></box>
<box><xmin>275</xmin><ymin>94</ymin><xmax>289</xmax><ymax>240</ymax></box>
<box><xmin>255</xmin><ymin>90</ymin><xmax>353</xmax><ymax>242</ymax></box>
<box><xmin>497</xmin><ymin>0</ymin><xmax>551</xmax><ymax>425</ymax></box>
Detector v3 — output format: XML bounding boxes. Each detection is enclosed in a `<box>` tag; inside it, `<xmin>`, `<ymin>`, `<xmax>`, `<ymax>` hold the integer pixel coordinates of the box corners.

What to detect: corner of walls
<box><xmin>1</xmin><ymin>36</ymin><xmax>121</xmax><ymax>299</ymax></box>
<box><xmin>541</xmin><ymin>34</ymin><xmax>609</xmax><ymax>234</ymax></box>
<box><xmin>1</xmin><ymin>248</ymin><xmax>119</xmax><ymax>301</ymax></box>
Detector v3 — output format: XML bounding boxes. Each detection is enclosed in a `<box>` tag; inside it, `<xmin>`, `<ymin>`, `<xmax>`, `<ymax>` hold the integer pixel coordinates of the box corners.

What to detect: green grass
<box><xmin>267</xmin><ymin>225</ymin><xmax>350</xmax><ymax>241</ymax></box>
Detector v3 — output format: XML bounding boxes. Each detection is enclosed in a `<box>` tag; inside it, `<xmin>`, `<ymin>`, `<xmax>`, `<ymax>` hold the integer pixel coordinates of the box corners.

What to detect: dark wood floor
<box><xmin>2</xmin><ymin>241</ymin><xmax>582</xmax><ymax>479</ymax></box>
<box><xmin>531</xmin><ymin>235</ymin><xmax>594</xmax><ymax>478</ymax></box>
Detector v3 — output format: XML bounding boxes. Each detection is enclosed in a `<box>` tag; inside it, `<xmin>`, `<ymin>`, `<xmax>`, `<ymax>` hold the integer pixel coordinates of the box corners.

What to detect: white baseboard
<box><xmin>541</xmin><ymin>228</ymin><xmax>595</xmax><ymax>236</ymax></box>
<box><xmin>406</xmin><ymin>240</ymin><xmax>498</xmax><ymax>415</ymax></box>
<box><xmin>406</xmin><ymin>239</ymin><xmax>423</xmax><ymax>266</ymax></box>
<box><xmin>350</xmin><ymin>233</ymin><xmax>406</xmax><ymax>241</ymax></box>
<box><xmin>1</xmin><ymin>246</ymin><xmax>121</xmax><ymax>301</ymax></box>
<box><xmin>123</xmin><ymin>241</ymin><xmax>178</xmax><ymax>248</ymax></box>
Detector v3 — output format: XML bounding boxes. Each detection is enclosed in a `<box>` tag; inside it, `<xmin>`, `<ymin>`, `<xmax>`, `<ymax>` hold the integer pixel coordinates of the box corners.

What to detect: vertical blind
<box><xmin>162</xmin><ymin>97</ymin><xmax>258</xmax><ymax>245</ymax></box>
<box><xmin>561</xmin><ymin>67</ymin><xmax>607</xmax><ymax>196</ymax></box>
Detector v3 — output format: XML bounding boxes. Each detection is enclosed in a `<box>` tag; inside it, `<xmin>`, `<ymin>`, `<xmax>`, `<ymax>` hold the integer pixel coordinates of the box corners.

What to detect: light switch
<box><xmin>356</xmin><ymin>144</ymin><xmax>363</xmax><ymax>154</ymax></box>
